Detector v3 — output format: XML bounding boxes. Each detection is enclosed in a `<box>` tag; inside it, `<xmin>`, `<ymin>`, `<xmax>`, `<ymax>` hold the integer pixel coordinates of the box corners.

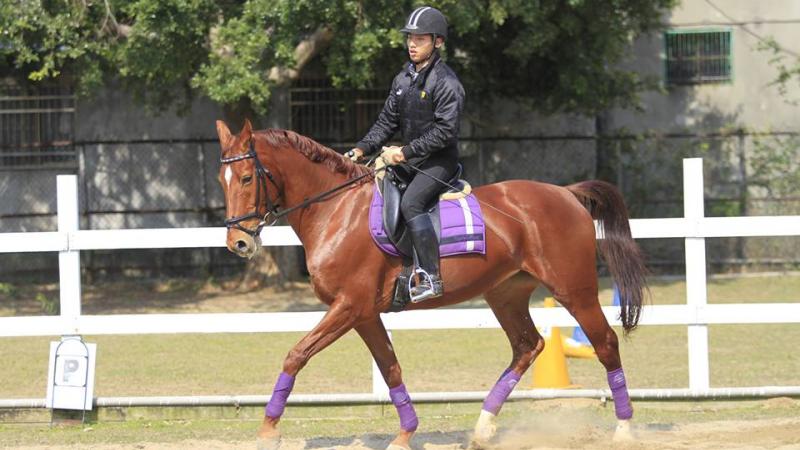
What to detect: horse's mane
<box><xmin>258</xmin><ymin>129</ymin><xmax>372</xmax><ymax>181</ymax></box>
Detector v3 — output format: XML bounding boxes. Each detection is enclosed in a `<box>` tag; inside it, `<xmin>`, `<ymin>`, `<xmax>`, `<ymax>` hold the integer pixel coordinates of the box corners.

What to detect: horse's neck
<box><xmin>280</xmin><ymin>154</ymin><xmax>364</xmax><ymax>242</ymax></box>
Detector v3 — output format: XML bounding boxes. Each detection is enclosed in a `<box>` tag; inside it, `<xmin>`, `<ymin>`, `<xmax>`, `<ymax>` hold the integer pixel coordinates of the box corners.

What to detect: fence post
<box><xmin>683</xmin><ymin>158</ymin><xmax>710</xmax><ymax>391</ymax></box>
<box><xmin>57</xmin><ymin>175</ymin><xmax>82</xmax><ymax>327</ymax></box>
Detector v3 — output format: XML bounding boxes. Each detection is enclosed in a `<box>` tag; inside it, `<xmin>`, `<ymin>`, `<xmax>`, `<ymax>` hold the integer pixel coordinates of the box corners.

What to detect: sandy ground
<box><xmin>7</xmin><ymin>415</ymin><xmax>800</xmax><ymax>450</ymax></box>
<box><xmin>0</xmin><ymin>280</ymin><xmax>325</xmax><ymax>317</ymax></box>
<box><xmin>1</xmin><ymin>278</ymin><xmax>491</xmax><ymax>316</ymax></box>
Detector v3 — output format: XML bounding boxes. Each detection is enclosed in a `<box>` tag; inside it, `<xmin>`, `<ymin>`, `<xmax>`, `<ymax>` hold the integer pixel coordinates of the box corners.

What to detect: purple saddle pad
<box><xmin>369</xmin><ymin>183</ymin><xmax>486</xmax><ymax>257</ymax></box>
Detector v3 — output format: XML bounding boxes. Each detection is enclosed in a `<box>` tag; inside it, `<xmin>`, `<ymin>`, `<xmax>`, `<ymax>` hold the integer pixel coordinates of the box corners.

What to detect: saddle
<box><xmin>369</xmin><ymin>161</ymin><xmax>486</xmax><ymax>312</ymax></box>
<box><xmin>381</xmin><ymin>164</ymin><xmax>470</xmax><ymax>254</ymax></box>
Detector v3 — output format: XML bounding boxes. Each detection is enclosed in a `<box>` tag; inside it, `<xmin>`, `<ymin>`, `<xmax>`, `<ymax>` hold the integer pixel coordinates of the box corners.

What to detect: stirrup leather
<box><xmin>408</xmin><ymin>267</ymin><xmax>443</xmax><ymax>303</ymax></box>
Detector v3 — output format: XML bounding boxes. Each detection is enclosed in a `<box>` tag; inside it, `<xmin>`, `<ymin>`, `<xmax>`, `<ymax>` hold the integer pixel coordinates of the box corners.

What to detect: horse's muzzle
<box><xmin>228</xmin><ymin>233</ymin><xmax>262</xmax><ymax>259</ymax></box>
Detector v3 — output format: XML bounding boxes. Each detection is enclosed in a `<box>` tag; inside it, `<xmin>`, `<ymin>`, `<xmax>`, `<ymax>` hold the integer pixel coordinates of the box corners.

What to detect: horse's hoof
<box><xmin>471</xmin><ymin>410</ymin><xmax>497</xmax><ymax>446</ymax></box>
<box><xmin>256</xmin><ymin>436</ymin><xmax>281</xmax><ymax>450</ymax></box>
<box><xmin>467</xmin><ymin>439</ymin><xmax>492</xmax><ymax>450</ymax></box>
<box><xmin>386</xmin><ymin>444</ymin><xmax>411</xmax><ymax>450</ymax></box>
<box><xmin>469</xmin><ymin>433</ymin><xmax>494</xmax><ymax>450</ymax></box>
<box><xmin>387</xmin><ymin>432</ymin><xmax>413</xmax><ymax>450</ymax></box>
<box><xmin>612</xmin><ymin>419</ymin><xmax>635</xmax><ymax>442</ymax></box>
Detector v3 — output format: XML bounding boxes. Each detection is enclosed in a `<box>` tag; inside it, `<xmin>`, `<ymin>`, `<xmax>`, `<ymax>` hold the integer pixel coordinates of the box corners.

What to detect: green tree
<box><xmin>1</xmin><ymin>0</ymin><xmax>676</xmax><ymax>115</ymax></box>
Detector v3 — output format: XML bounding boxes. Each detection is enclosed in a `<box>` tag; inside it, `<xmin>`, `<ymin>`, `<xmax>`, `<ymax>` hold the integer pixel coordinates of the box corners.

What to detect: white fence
<box><xmin>1</xmin><ymin>158</ymin><xmax>800</xmax><ymax>403</ymax></box>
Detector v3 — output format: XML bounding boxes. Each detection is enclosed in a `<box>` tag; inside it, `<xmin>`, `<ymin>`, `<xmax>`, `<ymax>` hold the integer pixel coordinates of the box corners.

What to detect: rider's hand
<box><xmin>346</xmin><ymin>148</ymin><xmax>364</xmax><ymax>162</ymax></box>
<box><xmin>381</xmin><ymin>146</ymin><xmax>406</xmax><ymax>165</ymax></box>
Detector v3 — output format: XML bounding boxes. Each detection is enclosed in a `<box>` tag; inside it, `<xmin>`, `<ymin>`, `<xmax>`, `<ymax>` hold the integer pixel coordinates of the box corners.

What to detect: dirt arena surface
<box><xmin>7</xmin><ymin>418</ymin><xmax>800</xmax><ymax>449</ymax></box>
<box><xmin>6</xmin><ymin>401</ymin><xmax>800</xmax><ymax>450</ymax></box>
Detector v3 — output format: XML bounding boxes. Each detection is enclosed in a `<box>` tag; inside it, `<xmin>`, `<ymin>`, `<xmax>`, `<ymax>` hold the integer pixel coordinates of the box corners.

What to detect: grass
<box><xmin>1</xmin><ymin>275</ymin><xmax>799</xmax><ymax>400</ymax></box>
<box><xmin>1</xmin><ymin>326</ymin><xmax>798</xmax><ymax>399</ymax></box>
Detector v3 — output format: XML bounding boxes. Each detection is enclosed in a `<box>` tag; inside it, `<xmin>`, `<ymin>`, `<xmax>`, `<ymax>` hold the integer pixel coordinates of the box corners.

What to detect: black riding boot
<box><xmin>407</xmin><ymin>214</ymin><xmax>444</xmax><ymax>302</ymax></box>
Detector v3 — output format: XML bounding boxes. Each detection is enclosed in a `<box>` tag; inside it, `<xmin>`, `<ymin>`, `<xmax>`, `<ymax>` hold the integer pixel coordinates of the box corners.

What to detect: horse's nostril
<box><xmin>235</xmin><ymin>240</ymin><xmax>249</xmax><ymax>252</ymax></box>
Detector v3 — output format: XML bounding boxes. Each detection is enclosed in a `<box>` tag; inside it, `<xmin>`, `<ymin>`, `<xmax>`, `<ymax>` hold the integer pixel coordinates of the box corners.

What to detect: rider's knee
<box><xmin>400</xmin><ymin>196</ymin><xmax>422</xmax><ymax>220</ymax></box>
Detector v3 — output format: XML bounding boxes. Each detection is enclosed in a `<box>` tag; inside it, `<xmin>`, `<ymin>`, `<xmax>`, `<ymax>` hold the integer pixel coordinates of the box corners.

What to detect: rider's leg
<box><xmin>400</xmin><ymin>157</ymin><xmax>456</xmax><ymax>302</ymax></box>
<box><xmin>406</xmin><ymin>214</ymin><xmax>442</xmax><ymax>301</ymax></box>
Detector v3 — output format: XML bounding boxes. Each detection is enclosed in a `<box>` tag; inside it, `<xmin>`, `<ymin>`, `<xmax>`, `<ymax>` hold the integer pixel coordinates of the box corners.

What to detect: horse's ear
<box><xmin>216</xmin><ymin>120</ymin><xmax>233</xmax><ymax>151</ymax></box>
<box><xmin>241</xmin><ymin>118</ymin><xmax>253</xmax><ymax>139</ymax></box>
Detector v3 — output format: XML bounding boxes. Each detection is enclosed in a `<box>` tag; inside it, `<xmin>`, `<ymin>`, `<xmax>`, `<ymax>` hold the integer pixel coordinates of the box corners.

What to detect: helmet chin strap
<box><xmin>415</xmin><ymin>55</ymin><xmax>432</xmax><ymax>71</ymax></box>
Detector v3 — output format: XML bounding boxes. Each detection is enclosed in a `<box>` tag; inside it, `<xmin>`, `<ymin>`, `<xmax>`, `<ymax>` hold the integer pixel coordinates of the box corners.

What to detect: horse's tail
<box><xmin>566</xmin><ymin>180</ymin><xmax>648</xmax><ymax>334</ymax></box>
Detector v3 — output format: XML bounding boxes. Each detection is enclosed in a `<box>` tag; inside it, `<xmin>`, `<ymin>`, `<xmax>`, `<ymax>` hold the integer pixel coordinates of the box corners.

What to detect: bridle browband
<box><xmin>220</xmin><ymin>137</ymin><xmax>377</xmax><ymax>238</ymax></box>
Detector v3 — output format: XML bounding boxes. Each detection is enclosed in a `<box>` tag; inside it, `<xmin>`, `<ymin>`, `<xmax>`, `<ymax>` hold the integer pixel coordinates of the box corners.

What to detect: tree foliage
<box><xmin>759</xmin><ymin>37</ymin><xmax>800</xmax><ymax>106</ymax></box>
<box><xmin>1</xmin><ymin>0</ymin><xmax>676</xmax><ymax>115</ymax></box>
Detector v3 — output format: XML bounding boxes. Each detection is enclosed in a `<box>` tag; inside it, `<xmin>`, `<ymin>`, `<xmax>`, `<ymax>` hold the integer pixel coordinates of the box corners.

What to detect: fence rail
<box><xmin>1</xmin><ymin>158</ymin><xmax>799</xmax><ymax>395</ymax></box>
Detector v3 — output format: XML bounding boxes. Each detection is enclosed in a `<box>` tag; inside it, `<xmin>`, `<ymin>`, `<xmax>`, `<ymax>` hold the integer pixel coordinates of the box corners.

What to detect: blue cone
<box><xmin>571</xmin><ymin>283</ymin><xmax>620</xmax><ymax>345</ymax></box>
<box><xmin>571</xmin><ymin>322</ymin><xmax>591</xmax><ymax>345</ymax></box>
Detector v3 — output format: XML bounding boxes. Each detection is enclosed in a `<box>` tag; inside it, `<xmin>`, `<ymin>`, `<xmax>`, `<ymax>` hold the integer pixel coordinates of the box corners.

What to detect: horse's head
<box><xmin>216</xmin><ymin>119</ymin><xmax>282</xmax><ymax>259</ymax></box>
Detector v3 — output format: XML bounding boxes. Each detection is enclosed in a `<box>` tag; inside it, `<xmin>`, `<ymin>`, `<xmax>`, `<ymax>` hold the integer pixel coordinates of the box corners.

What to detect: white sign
<box><xmin>45</xmin><ymin>337</ymin><xmax>96</xmax><ymax>410</ymax></box>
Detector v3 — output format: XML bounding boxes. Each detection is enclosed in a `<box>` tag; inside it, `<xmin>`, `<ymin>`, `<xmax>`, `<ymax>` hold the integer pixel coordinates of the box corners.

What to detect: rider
<box><xmin>347</xmin><ymin>6</ymin><xmax>464</xmax><ymax>302</ymax></box>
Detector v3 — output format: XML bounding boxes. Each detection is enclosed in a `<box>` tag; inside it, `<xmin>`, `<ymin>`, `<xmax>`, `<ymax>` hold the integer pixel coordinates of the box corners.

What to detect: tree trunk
<box><xmin>267</xmin><ymin>27</ymin><xmax>334</xmax><ymax>85</ymax></box>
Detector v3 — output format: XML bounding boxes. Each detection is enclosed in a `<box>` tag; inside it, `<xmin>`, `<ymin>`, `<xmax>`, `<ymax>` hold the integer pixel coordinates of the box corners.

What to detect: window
<box><xmin>289</xmin><ymin>78</ymin><xmax>386</xmax><ymax>153</ymax></box>
<box><xmin>0</xmin><ymin>84</ymin><xmax>77</xmax><ymax>169</ymax></box>
<box><xmin>665</xmin><ymin>29</ymin><xmax>732</xmax><ymax>85</ymax></box>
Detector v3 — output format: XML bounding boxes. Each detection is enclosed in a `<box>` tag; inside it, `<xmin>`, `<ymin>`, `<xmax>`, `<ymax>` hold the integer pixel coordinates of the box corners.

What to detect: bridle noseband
<box><xmin>220</xmin><ymin>139</ymin><xmax>282</xmax><ymax>238</ymax></box>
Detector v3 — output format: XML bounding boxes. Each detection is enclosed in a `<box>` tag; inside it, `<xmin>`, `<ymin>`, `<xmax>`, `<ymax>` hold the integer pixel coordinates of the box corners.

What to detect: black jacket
<box><xmin>355</xmin><ymin>52</ymin><xmax>464</xmax><ymax>164</ymax></box>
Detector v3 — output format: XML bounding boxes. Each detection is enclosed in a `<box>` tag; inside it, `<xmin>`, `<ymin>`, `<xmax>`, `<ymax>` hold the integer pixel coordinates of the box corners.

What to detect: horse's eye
<box><xmin>242</xmin><ymin>175</ymin><xmax>253</xmax><ymax>184</ymax></box>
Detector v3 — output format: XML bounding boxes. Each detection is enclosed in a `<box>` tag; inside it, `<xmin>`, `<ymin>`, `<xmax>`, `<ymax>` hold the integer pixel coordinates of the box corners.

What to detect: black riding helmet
<box><xmin>399</xmin><ymin>6</ymin><xmax>448</xmax><ymax>40</ymax></box>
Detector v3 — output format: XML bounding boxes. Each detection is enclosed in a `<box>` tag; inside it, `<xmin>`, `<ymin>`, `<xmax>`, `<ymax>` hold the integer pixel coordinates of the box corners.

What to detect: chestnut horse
<box><xmin>216</xmin><ymin>119</ymin><xmax>647</xmax><ymax>449</ymax></box>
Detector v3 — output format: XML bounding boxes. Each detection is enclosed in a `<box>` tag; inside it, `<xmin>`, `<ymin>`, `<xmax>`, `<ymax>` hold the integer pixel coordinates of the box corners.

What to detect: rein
<box><xmin>275</xmin><ymin>169</ymin><xmax>376</xmax><ymax>218</ymax></box>
<box><xmin>221</xmin><ymin>139</ymin><xmax>381</xmax><ymax>237</ymax></box>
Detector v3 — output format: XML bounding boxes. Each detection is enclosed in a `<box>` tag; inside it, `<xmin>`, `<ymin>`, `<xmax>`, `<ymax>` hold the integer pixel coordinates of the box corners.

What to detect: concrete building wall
<box><xmin>611</xmin><ymin>0</ymin><xmax>800</xmax><ymax>134</ymax></box>
<box><xmin>1</xmin><ymin>88</ymin><xmax>263</xmax><ymax>280</ymax></box>
<box><xmin>604</xmin><ymin>0</ymin><xmax>800</xmax><ymax>269</ymax></box>
<box><xmin>465</xmin><ymin>99</ymin><xmax>596</xmax><ymax>186</ymax></box>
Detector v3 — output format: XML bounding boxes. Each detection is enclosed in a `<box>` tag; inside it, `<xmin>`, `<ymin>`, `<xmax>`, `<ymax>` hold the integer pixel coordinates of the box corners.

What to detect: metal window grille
<box><xmin>0</xmin><ymin>84</ymin><xmax>77</xmax><ymax>169</ymax></box>
<box><xmin>289</xmin><ymin>78</ymin><xmax>386</xmax><ymax>153</ymax></box>
<box><xmin>665</xmin><ymin>30</ymin><xmax>732</xmax><ymax>85</ymax></box>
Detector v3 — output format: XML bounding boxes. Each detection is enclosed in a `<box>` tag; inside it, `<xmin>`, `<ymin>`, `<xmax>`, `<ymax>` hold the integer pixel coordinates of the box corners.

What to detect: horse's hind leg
<box><xmin>472</xmin><ymin>272</ymin><xmax>543</xmax><ymax>446</ymax></box>
<box><xmin>355</xmin><ymin>318</ymin><xmax>417</xmax><ymax>450</ymax></box>
<box><xmin>559</xmin><ymin>289</ymin><xmax>634</xmax><ymax>441</ymax></box>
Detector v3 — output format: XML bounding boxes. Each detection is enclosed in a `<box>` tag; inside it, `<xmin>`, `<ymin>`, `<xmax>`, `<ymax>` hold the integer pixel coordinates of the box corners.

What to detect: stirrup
<box><xmin>408</xmin><ymin>267</ymin><xmax>443</xmax><ymax>303</ymax></box>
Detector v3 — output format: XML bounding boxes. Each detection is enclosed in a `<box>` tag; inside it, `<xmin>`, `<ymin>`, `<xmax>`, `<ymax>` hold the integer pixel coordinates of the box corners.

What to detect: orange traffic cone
<box><xmin>532</xmin><ymin>298</ymin><xmax>576</xmax><ymax>388</ymax></box>
<box><xmin>562</xmin><ymin>332</ymin><xmax>596</xmax><ymax>359</ymax></box>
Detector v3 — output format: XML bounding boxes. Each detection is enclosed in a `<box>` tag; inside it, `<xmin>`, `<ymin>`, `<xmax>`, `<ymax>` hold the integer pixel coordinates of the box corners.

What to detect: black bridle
<box><xmin>220</xmin><ymin>137</ymin><xmax>378</xmax><ymax>238</ymax></box>
<box><xmin>220</xmin><ymin>139</ymin><xmax>282</xmax><ymax>237</ymax></box>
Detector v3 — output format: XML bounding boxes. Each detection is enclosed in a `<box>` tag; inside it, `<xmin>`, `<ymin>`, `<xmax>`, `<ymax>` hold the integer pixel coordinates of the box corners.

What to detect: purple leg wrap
<box><xmin>389</xmin><ymin>383</ymin><xmax>419</xmax><ymax>432</ymax></box>
<box><xmin>482</xmin><ymin>370</ymin><xmax>521</xmax><ymax>415</ymax></box>
<box><xmin>265</xmin><ymin>372</ymin><xmax>295</xmax><ymax>419</ymax></box>
<box><xmin>607</xmin><ymin>367</ymin><xmax>633</xmax><ymax>420</ymax></box>
<box><xmin>497</xmin><ymin>367</ymin><xmax>511</xmax><ymax>382</ymax></box>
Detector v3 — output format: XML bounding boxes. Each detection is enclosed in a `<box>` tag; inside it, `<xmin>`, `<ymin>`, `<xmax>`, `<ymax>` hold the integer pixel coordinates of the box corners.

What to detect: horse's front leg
<box><xmin>355</xmin><ymin>318</ymin><xmax>417</xmax><ymax>450</ymax></box>
<box><xmin>257</xmin><ymin>299</ymin><xmax>357</xmax><ymax>450</ymax></box>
